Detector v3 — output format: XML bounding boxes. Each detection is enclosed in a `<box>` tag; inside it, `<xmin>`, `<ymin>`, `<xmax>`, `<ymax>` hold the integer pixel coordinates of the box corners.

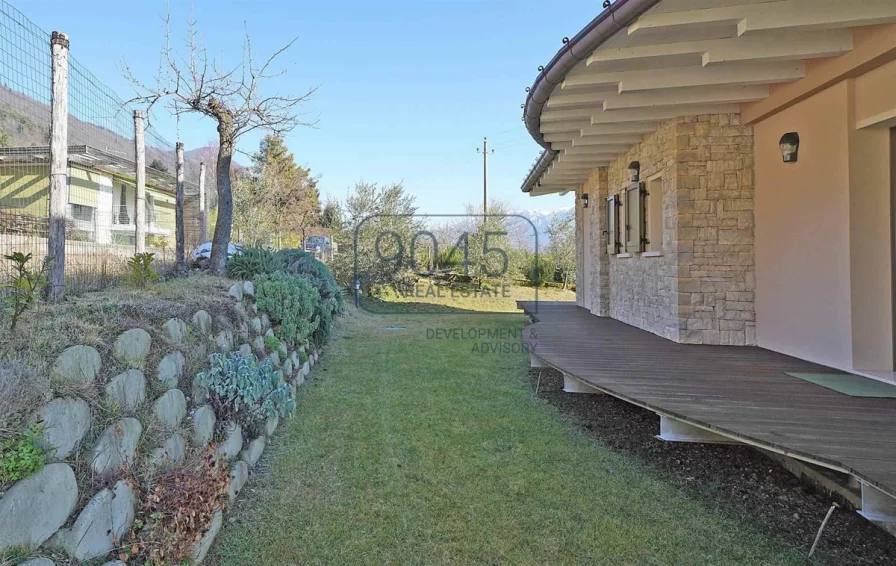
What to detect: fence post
<box><xmin>133</xmin><ymin>110</ymin><xmax>146</xmax><ymax>254</ymax></box>
<box><xmin>198</xmin><ymin>161</ymin><xmax>207</xmax><ymax>243</ymax></box>
<box><xmin>47</xmin><ymin>31</ymin><xmax>69</xmax><ymax>302</ymax></box>
<box><xmin>175</xmin><ymin>141</ymin><xmax>185</xmax><ymax>272</ymax></box>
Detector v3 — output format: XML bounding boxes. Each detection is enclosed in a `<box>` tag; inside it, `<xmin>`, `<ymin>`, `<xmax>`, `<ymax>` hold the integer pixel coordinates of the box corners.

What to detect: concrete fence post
<box><xmin>47</xmin><ymin>31</ymin><xmax>69</xmax><ymax>302</ymax></box>
<box><xmin>133</xmin><ymin>109</ymin><xmax>146</xmax><ymax>254</ymax></box>
<box><xmin>198</xmin><ymin>161</ymin><xmax>207</xmax><ymax>243</ymax></box>
<box><xmin>175</xmin><ymin>141</ymin><xmax>185</xmax><ymax>272</ymax></box>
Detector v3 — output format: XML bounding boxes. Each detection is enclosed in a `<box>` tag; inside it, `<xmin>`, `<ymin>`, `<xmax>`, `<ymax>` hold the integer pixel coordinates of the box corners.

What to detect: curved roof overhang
<box><xmin>521</xmin><ymin>0</ymin><xmax>896</xmax><ymax>196</ymax></box>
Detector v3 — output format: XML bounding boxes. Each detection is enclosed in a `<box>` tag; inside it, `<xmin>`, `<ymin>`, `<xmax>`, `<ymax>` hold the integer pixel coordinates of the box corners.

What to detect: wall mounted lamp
<box><xmin>779</xmin><ymin>132</ymin><xmax>800</xmax><ymax>163</ymax></box>
<box><xmin>581</xmin><ymin>193</ymin><xmax>589</xmax><ymax>208</ymax></box>
<box><xmin>628</xmin><ymin>161</ymin><xmax>641</xmax><ymax>183</ymax></box>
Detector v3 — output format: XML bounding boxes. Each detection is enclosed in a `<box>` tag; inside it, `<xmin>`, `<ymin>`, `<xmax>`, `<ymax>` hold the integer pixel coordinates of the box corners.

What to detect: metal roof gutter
<box><xmin>521</xmin><ymin>0</ymin><xmax>661</xmax><ymax>193</ymax></box>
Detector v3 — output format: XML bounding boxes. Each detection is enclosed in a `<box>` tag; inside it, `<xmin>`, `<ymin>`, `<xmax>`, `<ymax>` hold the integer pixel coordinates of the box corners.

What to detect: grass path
<box><xmin>209</xmin><ymin>308</ymin><xmax>805</xmax><ymax>565</ymax></box>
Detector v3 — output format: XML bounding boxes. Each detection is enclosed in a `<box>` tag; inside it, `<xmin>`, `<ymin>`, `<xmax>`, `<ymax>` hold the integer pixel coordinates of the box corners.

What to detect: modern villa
<box><xmin>518</xmin><ymin>0</ymin><xmax>896</xmax><ymax>527</ymax></box>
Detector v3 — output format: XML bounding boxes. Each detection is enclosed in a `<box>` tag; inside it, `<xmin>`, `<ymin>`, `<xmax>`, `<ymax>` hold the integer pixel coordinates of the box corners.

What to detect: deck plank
<box><xmin>518</xmin><ymin>301</ymin><xmax>896</xmax><ymax>496</ymax></box>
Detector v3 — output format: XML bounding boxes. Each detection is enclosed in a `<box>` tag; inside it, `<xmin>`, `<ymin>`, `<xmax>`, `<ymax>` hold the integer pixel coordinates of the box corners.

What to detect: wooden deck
<box><xmin>518</xmin><ymin>301</ymin><xmax>896</xmax><ymax>499</ymax></box>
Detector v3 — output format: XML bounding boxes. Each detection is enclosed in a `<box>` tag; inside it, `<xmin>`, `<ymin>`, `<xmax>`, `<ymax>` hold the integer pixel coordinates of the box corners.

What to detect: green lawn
<box><xmin>209</xmin><ymin>303</ymin><xmax>805</xmax><ymax>565</ymax></box>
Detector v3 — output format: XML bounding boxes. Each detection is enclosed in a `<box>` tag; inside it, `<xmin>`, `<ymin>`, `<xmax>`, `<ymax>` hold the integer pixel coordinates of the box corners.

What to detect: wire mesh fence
<box><xmin>0</xmin><ymin>0</ymin><xmax>205</xmax><ymax>294</ymax></box>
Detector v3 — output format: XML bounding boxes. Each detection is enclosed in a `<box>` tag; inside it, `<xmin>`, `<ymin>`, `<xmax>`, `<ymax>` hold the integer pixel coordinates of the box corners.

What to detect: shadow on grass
<box><xmin>358</xmin><ymin>295</ymin><xmax>480</xmax><ymax>314</ymax></box>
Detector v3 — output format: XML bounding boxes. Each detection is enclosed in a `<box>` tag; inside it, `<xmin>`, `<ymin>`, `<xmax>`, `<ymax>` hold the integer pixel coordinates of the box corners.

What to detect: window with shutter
<box><xmin>606</xmin><ymin>195</ymin><xmax>619</xmax><ymax>255</ymax></box>
<box><xmin>625</xmin><ymin>183</ymin><xmax>644</xmax><ymax>254</ymax></box>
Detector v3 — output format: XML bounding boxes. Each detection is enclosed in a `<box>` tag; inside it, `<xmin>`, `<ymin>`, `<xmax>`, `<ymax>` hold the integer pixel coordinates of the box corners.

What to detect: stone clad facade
<box><xmin>574</xmin><ymin>113</ymin><xmax>757</xmax><ymax>346</ymax></box>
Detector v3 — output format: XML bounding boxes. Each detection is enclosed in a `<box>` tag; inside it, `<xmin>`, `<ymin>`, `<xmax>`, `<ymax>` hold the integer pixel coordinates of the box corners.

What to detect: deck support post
<box><xmin>859</xmin><ymin>483</ymin><xmax>896</xmax><ymax>523</ymax></box>
<box><xmin>657</xmin><ymin>415</ymin><xmax>739</xmax><ymax>444</ymax></box>
<box><xmin>530</xmin><ymin>353</ymin><xmax>548</xmax><ymax>368</ymax></box>
<box><xmin>562</xmin><ymin>373</ymin><xmax>603</xmax><ymax>394</ymax></box>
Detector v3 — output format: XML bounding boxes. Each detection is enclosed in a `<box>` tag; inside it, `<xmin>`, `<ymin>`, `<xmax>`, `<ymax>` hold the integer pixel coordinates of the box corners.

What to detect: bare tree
<box><xmin>121</xmin><ymin>11</ymin><xmax>316</xmax><ymax>274</ymax></box>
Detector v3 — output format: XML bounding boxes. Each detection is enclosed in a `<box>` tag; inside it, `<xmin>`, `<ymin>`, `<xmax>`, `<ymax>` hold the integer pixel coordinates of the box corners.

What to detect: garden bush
<box><xmin>227</xmin><ymin>246</ymin><xmax>283</xmax><ymax>279</ymax></box>
<box><xmin>254</xmin><ymin>271</ymin><xmax>320</xmax><ymax>346</ymax></box>
<box><xmin>275</xmin><ymin>249</ymin><xmax>344</xmax><ymax>346</ymax></box>
<box><xmin>194</xmin><ymin>352</ymin><xmax>296</xmax><ymax>435</ymax></box>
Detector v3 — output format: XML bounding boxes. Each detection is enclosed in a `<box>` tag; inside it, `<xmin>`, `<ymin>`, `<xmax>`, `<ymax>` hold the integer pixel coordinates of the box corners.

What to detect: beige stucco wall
<box><xmin>754</xmin><ymin>78</ymin><xmax>895</xmax><ymax>372</ymax></box>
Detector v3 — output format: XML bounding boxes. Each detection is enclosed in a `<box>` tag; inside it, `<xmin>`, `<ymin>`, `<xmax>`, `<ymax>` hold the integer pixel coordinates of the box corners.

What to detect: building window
<box><xmin>625</xmin><ymin>182</ymin><xmax>645</xmax><ymax>254</ymax></box>
<box><xmin>70</xmin><ymin>203</ymin><xmax>94</xmax><ymax>223</ymax></box>
<box><xmin>645</xmin><ymin>176</ymin><xmax>663</xmax><ymax>253</ymax></box>
<box><xmin>606</xmin><ymin>194</ymin><xmax>620</xmax><ymax>255</ymax></box>
<box><xmin>146</xmin><ymin>194</ymin><xmax>158</xmax><ymax>225</ymax></box>
<box><xmin>115</xmin><ymin>184</ymin><xmax>130</xmax><ymax>225</ymax></box>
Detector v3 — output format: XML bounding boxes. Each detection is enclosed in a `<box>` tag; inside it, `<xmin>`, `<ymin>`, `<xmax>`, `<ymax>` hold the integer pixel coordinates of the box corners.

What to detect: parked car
<box><xmin>190</xmin><ymin>241</ymin><xmax>242</xmax><ymax>261</ymax></box>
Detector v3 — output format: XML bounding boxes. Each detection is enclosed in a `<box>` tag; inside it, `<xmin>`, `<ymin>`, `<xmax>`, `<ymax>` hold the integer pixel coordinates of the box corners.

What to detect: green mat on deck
<box><xmin>786</xmin><ymin>372</ymin><xmax>896</xmax><ymax>398</ymax></box>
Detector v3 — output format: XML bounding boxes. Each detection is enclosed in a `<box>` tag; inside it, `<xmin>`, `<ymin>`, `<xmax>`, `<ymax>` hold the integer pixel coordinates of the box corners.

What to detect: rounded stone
<box><xmin>242</xmin><ymin>280</ymin><xmax>255</xmax><ymax>298</ymax></box>
<box><xmin>153</xmin><ymin>389</ymin><xmax>187</xmax><ymax>428</ymax></box>
<box><xmin>228</xmin><ymin>460</ymin><xmax>249</xmax><ymax>500</ymax></box>
<box><xmin>157</xmin><ymin>351</ymin><xmax>186</xmax><ymax>389</ymax></box>
<box><xmin>283</xmin><ymin>357</ymin><xmax>293</xmax><ymax>377</ymax></box>
<box><xmin>105</xmin><ymin>369</ymin><xmax>146</xmax><ymax>412</ymax></box>
<box><xmin>19</xmin><ymin>559</ymin><xmax>56</xmax><ymax>566</ymax></box>
<box><xmin>51</xmin><ymin>345</ymin><xmax>101</xmax><ymax>383</ymax></box>
<box><xmin>192</xmin><ymin>405</ymin><xmax>216</xmax><ymax>445</ymax></box>
<box><xmin>192</xmin><ymin>310</ymin><xmax>213</xmax><ymax>334</ymax></box>
<box><xmin>150</xmin><ymin>433</ymin><xmax>186</xmax><ymax>468</ymax></box>
<box><xmin>301</xmin><ymin>361</ymin><xmax>310</xmax><ymax>377</ymax></box>
<box><xmin>264</xmin><ymin>328</ymin><xmax>275</xmax><ymax>340</ymax></box>
<box><xmin>50</xmin><ymin>480</ymin><xmax>134</xmax><ymax>561</ymax></box>
<box><xmin>162</xmin><ymin>318</ymin><xmax>188</xmax><ymax>344</ymax></box>
<box><xmin>0</xmin><ymin>463</ymin><xmax>78</xmax><ymax>550</ymax></box>
<box><xmin>216</xmin><ymin>422</ymin><xmax>243</xmax><ymax>461</ymax></box>
<box><xmin>260</xmin><ymin>313</ymin><xmax>271</xmax><ymax>331</ymax></box>
<box><xmin>91</xmin><ymin>418</ymin><xmax>142</xmax><ymax>476</ymax></box>
<box><xmin>101</xmin><ymin>562</ymin><xmax>127</xmax><ymax>566</ymax></box>
<box><xmin>265</xmin><ymin>414</ymin><xmax>279</xmax><ymax>437</ymax></box>
<box><xmin>35</xmin><ymin>397</ymin><xmax>91</xmax><ymax>459</ymax></box>
<box><xmin>238</xmin><ymin>343</ymin><xmax>253</xmax><ymax>358</ymax></box>
<box><xmin>267</xmin><ymin>350</ymin><xmax>281</xmax><ymax>368</ymax></box>
<box><xmin>228</xmin><ymin>282</ymin><xmax>244</xmax><ymax>301</ymax></box>
<box><xmin>289</xmin><ymin>351</ymin><xmax>300</xmax><ymax>369</ymax></box>
<box><xmin>251</xmin><ymin>335</ymin><xmax>265</xmax><ymax>354</ymax></box>
<box><xmin>234</xmin><ymin>301</ymin><xmax>249</xmax><ymax>320</ymax></box>
<box><xmin>249</xmin><ymin>317</ymin><xmax>263</xmax><ymax>334</ymax></box>
<box><xmin>112</xmin><ymin>328</ymin><xmax>152</xmax><ymax>367</ymax></box>
<box><xmin>193</xmin><ymin>509</ymin><xmax>223</xmax><ymax>564</ymax></box>
<box><xmin>241</xmin><ymin>436</ymin><xmax>266</xmax><ymax>466</ymax></box>
<box><xmin>215</xmin><ymin>330</ymin><xmax>234</xmax><ymax>352</ymax></box>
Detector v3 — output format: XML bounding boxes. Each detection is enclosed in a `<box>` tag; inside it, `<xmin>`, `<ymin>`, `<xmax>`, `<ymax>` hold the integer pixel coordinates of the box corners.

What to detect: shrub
<box><xmin>123</xmin><ymin>448</ymin><xmax>229</xmax><ymax>565</ymax></box>
<box><xmin>3</xmin><ymin>251</ymin><xmax>51</xmax><ymax>332</ymax></box>
<box><xmin>194</xmin><ymin>352</ymin><xmax>295</xmax><ymax>435</ymax></box>
<box><xmin>299</xmin><ymin>350</ymin><xmax>308</xmax><ymax>364</ymax></box>
<box><xmin>126</xmin><ymin>252</ymin><xmax>159</xmax><ymax>289</ymax></box>
<box><xmin>227</xmin><ymin>246</ymin><xmax>283</xmax><ymax>279</ymax></box>
<box><xmin>275</xmin><ymin>249</ymin><xmax>343</xmax><ymax>345</ymax></box>
<box><xmin>254</xmin><ymin>271</ymin><xmax>320</xmax><ymax>346</ymax></box>
<box><xmin>524</xmin><ymin>254</ymin><xmax>556</xmax><ymax>287</ymax></box>
<box><xmin>263</xmin><ymin>334</ymin><xmax>280</xmax><ymax>352</ymax></box>
<box><xmin>0</xmin><ymin>424</ymin><xmax>45</xmax><ymax>484</ymax></box>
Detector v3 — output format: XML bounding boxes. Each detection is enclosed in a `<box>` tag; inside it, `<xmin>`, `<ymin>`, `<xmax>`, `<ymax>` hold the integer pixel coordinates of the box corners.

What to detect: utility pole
<box><xmin>476</xmin><ymin>137</ymin><xmax>493</xmax><ymax>222</ymax></box>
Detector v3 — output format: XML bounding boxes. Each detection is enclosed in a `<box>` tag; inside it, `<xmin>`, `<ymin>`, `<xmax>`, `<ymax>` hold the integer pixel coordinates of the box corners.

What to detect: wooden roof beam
<box><xmin>602</xmin><ymin>84</ymin><xmax>769</xmax><ymax>110</ymax></box>
<box><xmin>617</xmin><ymin>61</ymin><xmax>805</xmax><ymax>92</ymax></box>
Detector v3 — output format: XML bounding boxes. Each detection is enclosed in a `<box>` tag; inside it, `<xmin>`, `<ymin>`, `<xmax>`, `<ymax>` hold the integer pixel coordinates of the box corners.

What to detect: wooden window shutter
<box><xmin>625</xmin><ymin>184</ymin><xmax>643</xmax><ymax>254</ymax></box>
<box><xmin>606</xmin><ymin>195</ymin><xmax>618</xmax><ymax>255</ymax></box>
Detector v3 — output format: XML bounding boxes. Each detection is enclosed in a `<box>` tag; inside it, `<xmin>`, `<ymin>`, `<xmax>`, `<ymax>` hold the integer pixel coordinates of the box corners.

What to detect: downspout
<box><xmin>521</xmin><ymin>0</ymin><xmax>662</xmax><ymax>193</ymax></box>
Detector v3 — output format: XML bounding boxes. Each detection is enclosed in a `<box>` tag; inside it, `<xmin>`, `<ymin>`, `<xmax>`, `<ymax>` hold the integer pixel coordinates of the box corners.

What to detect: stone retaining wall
<box><xmin>0</xmin><ymin>280</ymin><xmax>324</xmax><ymax>565</ymax></box>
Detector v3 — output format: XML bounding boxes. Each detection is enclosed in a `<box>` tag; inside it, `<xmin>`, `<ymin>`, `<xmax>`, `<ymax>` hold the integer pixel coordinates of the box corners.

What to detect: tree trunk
<box><xmin>209</xmin><ymin>120</ymin><xmax>234</xmax><ymax>275</ymax></box>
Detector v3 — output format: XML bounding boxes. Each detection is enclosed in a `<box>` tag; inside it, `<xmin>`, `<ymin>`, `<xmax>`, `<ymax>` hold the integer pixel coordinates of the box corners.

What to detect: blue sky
<box><xmin>19</xmin><ymin>0</ymin><xmax>598</xmax><ymax>214</ymax></box>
